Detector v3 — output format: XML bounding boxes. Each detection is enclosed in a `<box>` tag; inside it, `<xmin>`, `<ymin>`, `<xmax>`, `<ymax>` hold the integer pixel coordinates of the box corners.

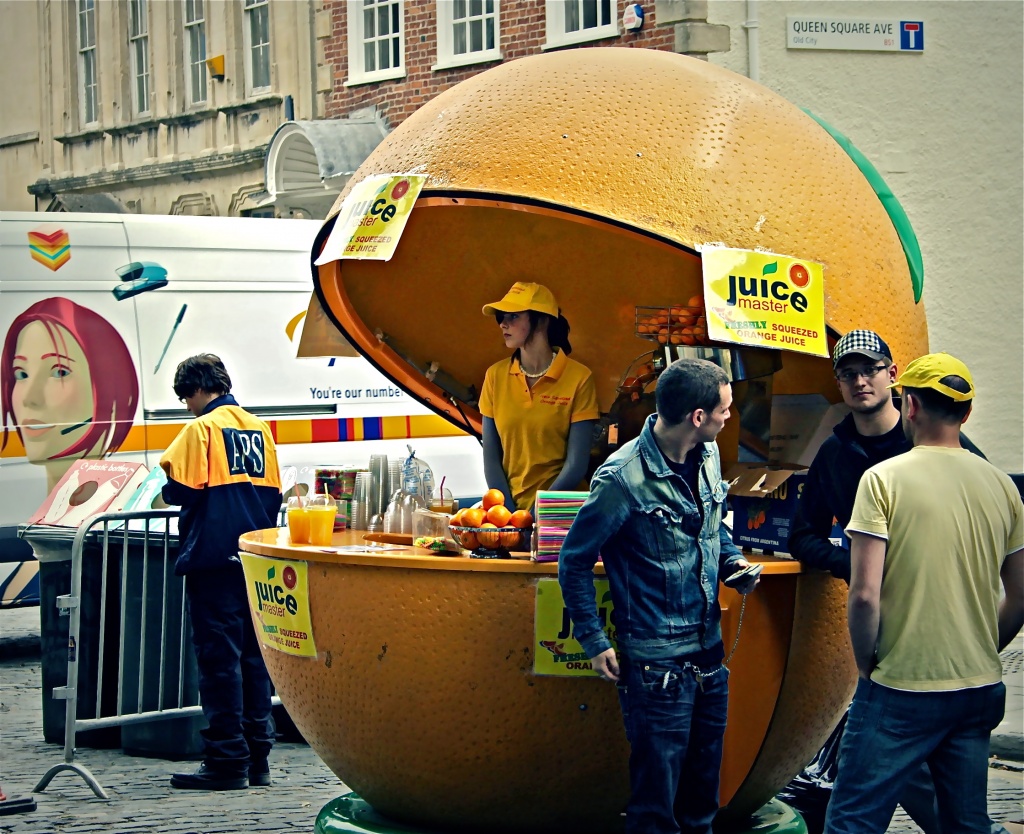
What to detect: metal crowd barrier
<box><xmin>34</xmin><ymin>510</ymin><xmax>280</xmax><ymax>799</ymax></box>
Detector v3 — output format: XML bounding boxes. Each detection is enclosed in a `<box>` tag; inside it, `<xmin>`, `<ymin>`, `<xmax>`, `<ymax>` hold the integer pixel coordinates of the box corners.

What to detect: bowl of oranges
<box><xmin>449</xmin><ymin>489</ymin><xmax>534</xmax><ymax>557</ymax></box>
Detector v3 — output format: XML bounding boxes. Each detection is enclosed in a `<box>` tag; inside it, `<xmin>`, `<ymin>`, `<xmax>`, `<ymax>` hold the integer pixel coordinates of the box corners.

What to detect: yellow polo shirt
<box><xmin>479</xmin><ymin>349</ymin><xmax>599</xmax><ymax>511</ymax></box>
<box><xmin>848</xmin><ymin>447</ymin><xmax>1024</xmax><ymax>691</ymax></box>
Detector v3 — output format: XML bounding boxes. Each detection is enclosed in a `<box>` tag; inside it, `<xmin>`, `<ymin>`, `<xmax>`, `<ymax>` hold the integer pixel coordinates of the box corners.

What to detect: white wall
<box><xmin>708</xmin><ymin>0</ymin><xmax>1023</xmax><ymax>472</ymax></box>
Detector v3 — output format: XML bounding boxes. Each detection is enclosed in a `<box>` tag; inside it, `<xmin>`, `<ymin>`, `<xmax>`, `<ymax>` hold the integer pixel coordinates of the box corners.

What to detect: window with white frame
<box><xmin>544</xmin><ymin>0</ymin><xmax>617</xmax><ymax>49</ymax></box>
<box><xmin>435</xmin><ymin>0</ymin><xmax>500</xmax><ymax>70</ymax></box>
<box><xmin>77</xmin><ymin>0</ymin><xmax>98</xmax><ymax>125</ymax></box>
<box><xmin>128</xmin><ymin>0</ymin><xmax>150</xmax><ymax>114</ymax></box>
<box><xmin>346</xmin><ymin>0</ymin><xmax>404</xmax><ymax>85</ymax></box>
<box><xmin>243</xmin><ymin>0</ymin><xmax>271</xmax><ymax>93</ymax></box>
<box><xmin>184</xmin><ymin>0</ymin><xmax>207</xmax><ymax>105</ymax></box>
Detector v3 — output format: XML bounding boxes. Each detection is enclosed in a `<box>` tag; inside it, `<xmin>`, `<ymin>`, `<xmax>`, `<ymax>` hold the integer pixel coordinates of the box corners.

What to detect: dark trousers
<box><xmin>186</xmin><ymin>563</ymin><xmax>274</xmax><ymax>775</ymax></box>
<box><xmin>617</xmin><ymin>654</ymin><xmax>729</xmax><ymax>834</ymax></box>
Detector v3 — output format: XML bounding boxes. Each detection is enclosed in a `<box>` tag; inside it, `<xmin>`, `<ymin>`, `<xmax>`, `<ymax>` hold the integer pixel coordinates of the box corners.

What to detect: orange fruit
<box><xmin>449</xmin><ymin>510</ymin><xmax>465</xmax><ymax>527</ymax></box>
<box><xmin>486</xmin><ymin>505</ymin><xmax>512</xmax><ymax>528</ymax></box>
<box><xmin>458</xmin><ymin>530</ymin><xmax>478</xmax><ymax>550</ymax></box>
<box><xmin>687</xmin><ymin>294</ymin><xmax>704</xmax><ymax>310</ymax></box>
<box><xmin>482</xmin><ymin>489</ymin><xmax>505</xmax><ymax>511</ymax></box>
<box><xmin>462</xmin><ymin>507</ymin><xmax>486</xmax><ymax>528</ymax></box>
<box><xmin>477</xmin><ymin>523</ymin><xmax>500</xmax><ymax>548</ymax></box>
<box><xmin>509</xmin><ymin>510</ymin><xmax>533</xmax><ymax>528</ymax></box>
<box><xmin>498</xmin><ymin>529</ymin><xmax>520</xmax><ymax>548</ymax></box>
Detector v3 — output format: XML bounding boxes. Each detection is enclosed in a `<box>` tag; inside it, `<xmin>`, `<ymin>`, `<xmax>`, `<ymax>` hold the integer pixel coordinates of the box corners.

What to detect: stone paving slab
<box><xmin>2</xmin><ymin>607</ymin><xmax>1021</xmax><ymax>833</ymax></box>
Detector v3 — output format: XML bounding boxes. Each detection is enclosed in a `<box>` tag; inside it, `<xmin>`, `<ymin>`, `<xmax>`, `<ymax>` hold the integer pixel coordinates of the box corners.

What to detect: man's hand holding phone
<box><xmin>723</xmin><ymin>561</ymin><xmax>763</xmax><ymax>594</ymax></box>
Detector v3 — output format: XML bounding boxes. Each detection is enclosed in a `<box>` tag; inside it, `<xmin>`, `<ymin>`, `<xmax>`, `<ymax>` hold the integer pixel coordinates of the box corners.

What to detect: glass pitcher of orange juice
<box><xmin>306</xmin><ymin>494</ymin><xmax>337</xmax><ymax>546</ymax></box>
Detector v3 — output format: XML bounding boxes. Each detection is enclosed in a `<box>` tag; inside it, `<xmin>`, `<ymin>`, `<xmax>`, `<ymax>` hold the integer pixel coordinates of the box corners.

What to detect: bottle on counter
<box><xmin>400</xmin><ymin>491</ymin><xmax>426</xmax><ymax>534</ymax></box>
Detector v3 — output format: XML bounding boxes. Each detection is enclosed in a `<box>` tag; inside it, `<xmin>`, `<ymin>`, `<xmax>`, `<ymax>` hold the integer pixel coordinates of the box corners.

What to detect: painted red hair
<box><xmin>2</xmin><ymin>297</ymin><xmax>139</xmax><ymax>459</ymax></box>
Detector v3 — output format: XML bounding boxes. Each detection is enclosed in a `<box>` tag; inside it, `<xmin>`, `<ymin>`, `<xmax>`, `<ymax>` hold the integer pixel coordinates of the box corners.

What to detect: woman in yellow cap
<box><xmin>478</xmin><ymin>282</ymin><xmax>599</xmax><ymax>511</ymax></box>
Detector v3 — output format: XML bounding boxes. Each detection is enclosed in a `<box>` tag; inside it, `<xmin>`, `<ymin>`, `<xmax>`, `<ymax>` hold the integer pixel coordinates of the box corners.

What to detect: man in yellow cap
<box><xmin>825</xmin><ymin>354</ymin><xmax>1024</xmax><ymax>833</ymax></box>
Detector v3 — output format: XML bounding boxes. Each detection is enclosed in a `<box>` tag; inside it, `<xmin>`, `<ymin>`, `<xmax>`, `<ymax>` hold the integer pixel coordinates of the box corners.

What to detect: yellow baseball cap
<box><xmin>482</xmin><ymin>282</ymin><xmax>559</xmax><ymax>318</ymax></box>
<box><xmin>891</xmin><ymin>353</ymin><xmax>975</xmax><ymax>402</ymax></box>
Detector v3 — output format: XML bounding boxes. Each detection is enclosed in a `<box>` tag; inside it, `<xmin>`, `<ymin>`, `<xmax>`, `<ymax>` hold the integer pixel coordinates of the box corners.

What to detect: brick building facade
<box><xmin>320</xmin><ymin>1</ymin><xmax>697</xmax><ymax>128</ymax></box>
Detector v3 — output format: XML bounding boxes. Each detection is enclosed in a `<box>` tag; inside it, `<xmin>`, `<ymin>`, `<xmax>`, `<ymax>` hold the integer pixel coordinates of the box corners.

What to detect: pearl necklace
<box><xmin>521</xmin><ymin>351</ymin><xmax>557</xmax><ymax>379</ymax></box>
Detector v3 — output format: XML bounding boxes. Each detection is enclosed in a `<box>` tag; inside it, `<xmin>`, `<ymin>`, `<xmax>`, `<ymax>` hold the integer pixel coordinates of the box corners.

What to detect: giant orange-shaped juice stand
<box><xmin>239</xmin><ymin>49</ymin><xmax>928</xmax><ymax>832</ymax></box>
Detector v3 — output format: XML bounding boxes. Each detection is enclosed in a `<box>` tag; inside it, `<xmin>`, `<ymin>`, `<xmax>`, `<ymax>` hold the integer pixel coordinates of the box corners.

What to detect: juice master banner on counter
<box><xmin>241</xmin><ymin>553</ymin><xmax>317</xmax><ymax>658</ymax></box>
<box><xmin>701</xmin><ymin>247</ymin><xmax>828</xmax><ymax>358</ymax></box>
<box><xmin>314</xmin><ymin>174</ymin><xmax>427</xmax><ymax>263</ymax></box>
<box><xmin>534</xmin><ymin>578</ymin><xmax>616</xmax><ymax>677</ymax></box>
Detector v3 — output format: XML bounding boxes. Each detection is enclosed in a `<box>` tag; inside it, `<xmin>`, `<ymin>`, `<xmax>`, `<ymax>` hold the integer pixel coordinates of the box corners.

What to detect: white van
<box><xmin>0</xmin><ymin>212</ymin><xmax>486</xmax><ymax>598</ymax></box>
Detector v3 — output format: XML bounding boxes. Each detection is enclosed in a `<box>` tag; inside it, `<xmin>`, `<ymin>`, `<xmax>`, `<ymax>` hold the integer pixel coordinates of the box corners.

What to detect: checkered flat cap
<box><xmin>832</xmin><ymin>330</ymin><xmax>892</xmax><ymax>368</ymax></box>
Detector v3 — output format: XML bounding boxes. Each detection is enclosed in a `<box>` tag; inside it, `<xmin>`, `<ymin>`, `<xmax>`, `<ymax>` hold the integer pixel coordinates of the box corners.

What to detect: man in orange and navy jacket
<box><xmin>160</xmin><ymin>354</ymin><xmax>281</xmax><ymax>792</ymax></box>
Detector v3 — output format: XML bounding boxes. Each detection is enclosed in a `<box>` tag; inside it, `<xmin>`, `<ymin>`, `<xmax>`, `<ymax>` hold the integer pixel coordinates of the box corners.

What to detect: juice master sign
<box><xmin>701</xmin><ymin>247</ymin><xmax>828</xmax><ymax>358</ymax></box>
<box><xmin>241</xmin><ymin>554</ymin><xmax>317</xmax><ymax>658</ymax></box>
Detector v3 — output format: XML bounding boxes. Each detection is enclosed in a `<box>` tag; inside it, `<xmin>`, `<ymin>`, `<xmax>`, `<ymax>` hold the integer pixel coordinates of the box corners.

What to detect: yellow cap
<box><xmin>891</xmin><ymin>353</ymin><xmax>975</xmax><ymax>402</ymax></box>
<box><xmin>482</xmin><ymin>282</ymin><xmax>559</xmax><ymax>318</ymax></box>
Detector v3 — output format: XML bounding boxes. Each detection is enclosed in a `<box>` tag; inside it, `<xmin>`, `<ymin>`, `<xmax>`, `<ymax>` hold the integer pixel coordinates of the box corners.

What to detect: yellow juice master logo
<box><xmin>241</xmin><ymin>554</ymin><xmax>317</xmax><ymax>658</ymax></box>
<box><xmin>534</xmin><ymin>578</ymin><xmax>616</xmax><ymax>677</ymax></box>
<box><xmin>701</xmin><ymin>247</ymin><xmax>828</xmax><ymax>358</ymax></box>
<box><xmin>314</xmin><ymin>173</ymin><xmax>427</xmax><ymax>264</ymax></box>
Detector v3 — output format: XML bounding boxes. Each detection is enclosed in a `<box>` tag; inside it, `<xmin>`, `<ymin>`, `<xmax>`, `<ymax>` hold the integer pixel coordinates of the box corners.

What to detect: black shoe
<box><xmin>170</xmin><ymin>764</ymin><xmax>248</xmax><ymax>791</ymax></box>
<box><xmin>248</xmin><ymin>760</ymin><xmax>271</xmax><ymax>787</ymax></box>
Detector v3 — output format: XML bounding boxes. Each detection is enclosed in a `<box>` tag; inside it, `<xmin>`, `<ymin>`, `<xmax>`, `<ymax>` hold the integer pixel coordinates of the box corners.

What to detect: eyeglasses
<box><xmin>497</xmin><ymin>312</ymin><xmax>520</xmax><ymax>326</ymax></box>
<box><xmin>835</xmin><ymin>364</ymin><xmax>889</xmax><ymax>384</ymax></box>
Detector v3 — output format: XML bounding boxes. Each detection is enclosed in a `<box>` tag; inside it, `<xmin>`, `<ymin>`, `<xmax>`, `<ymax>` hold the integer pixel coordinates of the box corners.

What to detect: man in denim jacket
<box><xmin>559</xmin><ymin>358</ymin><xmax>758</xmax><ymax>834</ymax></box>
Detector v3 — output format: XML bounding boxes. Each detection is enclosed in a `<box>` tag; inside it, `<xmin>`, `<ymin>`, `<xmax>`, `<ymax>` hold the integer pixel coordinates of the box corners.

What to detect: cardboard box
<box><xmin>726</xmin><ymin>463</ymin><xmax>807</xmax><ymax>552</ymax></box>
<box><xmin>725</xmin><ymin>395</ymin><xmax>851</xmax><ymax>552</ymax></box>
<box><xmin>29</xmin><ymin>460</ymin><xmax>148</xmax><ymax>528</ymax></box>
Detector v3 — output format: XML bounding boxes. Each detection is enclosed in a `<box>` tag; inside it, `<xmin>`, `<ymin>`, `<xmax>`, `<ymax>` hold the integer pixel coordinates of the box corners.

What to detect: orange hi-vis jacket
<box><xmin>160</xmin><ymin>395</ymin><xmax>282</xmax><ymax>575</ymax></box>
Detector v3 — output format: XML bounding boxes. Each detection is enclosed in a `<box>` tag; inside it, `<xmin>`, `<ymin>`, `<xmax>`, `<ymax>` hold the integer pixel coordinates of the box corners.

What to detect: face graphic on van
<box><xmin>2</xmin><ymin>297</ymin><xmax>139</xmax><ymax>492</ymax></box>
<box><xmin>11</xmin><ymin>320</ymin><xmax>97</xmax><ymax>463</ymax></box>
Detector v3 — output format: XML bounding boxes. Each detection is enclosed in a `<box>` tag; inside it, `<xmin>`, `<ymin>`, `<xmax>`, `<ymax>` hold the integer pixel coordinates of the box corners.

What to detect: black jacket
<box><xmin>787</xmin><ymin>412</ymin><xmax>984</xmax><ymax>582</ymax></box>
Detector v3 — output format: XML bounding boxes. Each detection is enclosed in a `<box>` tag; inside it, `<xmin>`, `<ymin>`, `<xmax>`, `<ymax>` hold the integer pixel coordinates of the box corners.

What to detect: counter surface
<box><xmin>239</xmin><ymin>527</ymin><xmax>804</xmax><ymax>575</ymax></box>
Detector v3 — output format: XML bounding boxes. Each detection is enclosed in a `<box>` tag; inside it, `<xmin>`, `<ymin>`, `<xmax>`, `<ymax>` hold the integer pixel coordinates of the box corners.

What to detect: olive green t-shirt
<box><xmin>848</xmin><ymin>446</ymin><xmax>1024</xmax><ymax>691</ymax></box>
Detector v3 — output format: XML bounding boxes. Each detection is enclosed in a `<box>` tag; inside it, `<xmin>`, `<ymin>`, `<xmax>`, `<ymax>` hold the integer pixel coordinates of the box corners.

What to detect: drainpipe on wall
<box><xmin>744</xmin><ymin>0</ymin><xmax>760</xmax><ymax>82</ymax></box>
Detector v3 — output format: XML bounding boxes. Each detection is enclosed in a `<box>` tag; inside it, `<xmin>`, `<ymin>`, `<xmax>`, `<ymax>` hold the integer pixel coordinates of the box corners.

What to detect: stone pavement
<box><xmin>1</xmin><ymin>607</ymin><xmax>1021</xmax><ymax>834</ymax></box>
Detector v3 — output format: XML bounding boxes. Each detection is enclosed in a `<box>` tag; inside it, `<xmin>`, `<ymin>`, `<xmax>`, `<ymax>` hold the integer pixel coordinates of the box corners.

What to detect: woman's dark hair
<box><xmin>173</xmin><ymin>353</ymin><xmax>232</xmax><ymax>400</ymax></box>
<box><xmin>495</xmin><ymin>310</ymin><xmax>573</xmax><ymax>356</ymax></box>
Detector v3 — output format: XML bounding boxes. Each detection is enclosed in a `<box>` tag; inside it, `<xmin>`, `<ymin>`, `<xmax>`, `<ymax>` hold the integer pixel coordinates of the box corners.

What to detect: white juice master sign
<box><xmin>787</xmin><ymin>17</ymin><xmax>924</xmax><ymax>52</ymax></box>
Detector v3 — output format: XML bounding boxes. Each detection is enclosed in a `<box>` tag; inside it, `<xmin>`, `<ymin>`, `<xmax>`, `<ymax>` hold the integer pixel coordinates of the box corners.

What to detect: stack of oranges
<box><xmin>450</xmin><ymin>489</ymin><xmax>533</xmax><ymax>550</ymax></box>
<box><xmin>634</xmin><ymin>296</ymin><xmax>708</xmax><ymax>345</ymax></box>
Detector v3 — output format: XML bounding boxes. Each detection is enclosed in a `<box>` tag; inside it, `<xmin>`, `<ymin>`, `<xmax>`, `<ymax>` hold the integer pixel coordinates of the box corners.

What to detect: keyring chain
<box><xmin>724</xmin><ymin>592</ymin><xmax>747</xmax><ymax>666</ymax></box>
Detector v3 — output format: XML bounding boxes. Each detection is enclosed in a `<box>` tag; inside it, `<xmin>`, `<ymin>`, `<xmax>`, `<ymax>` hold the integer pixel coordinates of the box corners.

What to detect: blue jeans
<box><xmin>825</xmin><ymin>678</ymin><xmax>1006</xmax><ymax>834</ymax></box>
<box><xmin>617</xmin><ymin>655</ymin><xmax>729</xmax><ymax>834</ymax></box>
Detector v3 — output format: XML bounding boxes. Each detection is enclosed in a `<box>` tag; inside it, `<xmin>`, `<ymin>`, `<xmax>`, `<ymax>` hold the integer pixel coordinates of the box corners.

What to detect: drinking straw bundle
<box><xmin>533</xmin><ymin>491</ymin><xmax>590</xmax><ymax>562</ymax></box>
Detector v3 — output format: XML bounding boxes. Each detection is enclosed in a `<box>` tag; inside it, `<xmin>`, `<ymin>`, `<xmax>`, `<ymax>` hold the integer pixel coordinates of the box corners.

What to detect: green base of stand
<box><xmin>314</xmin><ymin>793</ymin><xmax>807</xmax><ymax>834</ymax></box>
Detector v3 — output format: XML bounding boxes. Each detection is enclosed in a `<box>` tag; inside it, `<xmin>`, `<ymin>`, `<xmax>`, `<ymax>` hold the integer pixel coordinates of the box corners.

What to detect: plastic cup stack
<box><xmin>387</xmin><ymin>460</ymin><xmax>403</xmax><ymax>511</ymax></box>
<box><xmin>369</xmin><ymin>455</ymin><xmax>388</xmax><ymax>519</ymax></box>
<box><xmin>351</xmin><ymin>471</ymin><xmax>372</xmax><ymax>531</ymax></box>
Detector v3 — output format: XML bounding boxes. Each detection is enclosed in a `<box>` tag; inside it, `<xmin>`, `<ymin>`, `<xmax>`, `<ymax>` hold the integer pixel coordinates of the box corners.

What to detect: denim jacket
<box><xmin>558</xmin><ymin>414</ymin><xmax>744</xmax><ymax>660</ymax></box>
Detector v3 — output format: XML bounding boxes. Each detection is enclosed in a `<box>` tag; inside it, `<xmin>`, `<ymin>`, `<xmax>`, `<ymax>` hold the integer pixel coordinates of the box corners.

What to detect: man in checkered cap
<box><xmin>781</xmin><ymin>330</ymin><xmax>984</xmax><ymax>833</ymax></box>
<box><xmin>826</xmin><ymin>353</ymin><xmax>1023</xmax><ymax>832</ymax></box>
